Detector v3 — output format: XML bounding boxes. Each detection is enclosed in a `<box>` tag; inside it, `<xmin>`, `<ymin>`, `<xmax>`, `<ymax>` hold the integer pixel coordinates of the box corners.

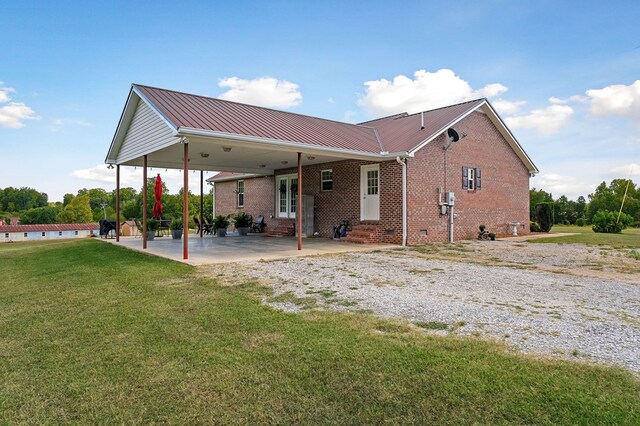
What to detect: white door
<box><xmin>277</xmin><ymin>175</ymin><xmax>297</xmax><ymax>218</ymax></box>
<box><xmin>360</xmin><ymin>164</ymin><xmax>380</xmax><ymax>221</ymax></box>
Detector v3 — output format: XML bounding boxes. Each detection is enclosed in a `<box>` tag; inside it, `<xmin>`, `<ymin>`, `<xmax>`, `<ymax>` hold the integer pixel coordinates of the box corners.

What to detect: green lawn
<box><xmin>1</xmin><ymin>240</ymin><xmax>639</xmax><ymax>424</ymax></box>
<box><xmin>528</xmin><ymin>225</ymin><xmax>640</xmax><ymax>248</ymax></box>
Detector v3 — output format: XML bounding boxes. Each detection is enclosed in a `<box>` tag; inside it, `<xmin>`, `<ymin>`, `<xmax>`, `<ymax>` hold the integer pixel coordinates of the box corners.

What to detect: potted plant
<box><xmin>488</xmin><ymin>232</ymin><xmax>496</xmax><ymax>241</ymax></box>
<box><xmin>232</xmin><ymin>212</ymin><xmax>252</xmax><ymax>236</ymax></box>
<box><xmin>146</xmin><ymin>218</ymin><xmax>159</xmax><ymax>241</ymax></box>
<box><xmin>212</xmin><ymin>214</ymin><xmax>230</xmax><ymax>237</ymax></box>
<box><xmin>169</xmin><ymin>218</ymin><xmax>183</xmax><ymax>240</ymax></box>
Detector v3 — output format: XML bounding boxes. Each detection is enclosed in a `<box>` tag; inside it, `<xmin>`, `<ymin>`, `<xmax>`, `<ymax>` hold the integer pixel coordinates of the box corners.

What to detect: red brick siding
<box><xmin>214</xmin><ymin>176</ymin><xmax>275</xmax><ymax>230</ymax></box>
<box><xmin>406</xmin><ymin>111</ymin><xmax>530</xmax><ymax>243</ymax></box>
<box><xmin>275</xmin><ymin>159</ymin><xmax>403</xmax><ymax>243</ymax></box>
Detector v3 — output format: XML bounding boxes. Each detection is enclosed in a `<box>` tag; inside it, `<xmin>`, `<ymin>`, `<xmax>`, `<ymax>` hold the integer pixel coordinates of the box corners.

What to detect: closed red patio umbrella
<box><xmin>152</xmin><ymin>174</ymin><xmax>163</xmax><ymax>219</ymax></box>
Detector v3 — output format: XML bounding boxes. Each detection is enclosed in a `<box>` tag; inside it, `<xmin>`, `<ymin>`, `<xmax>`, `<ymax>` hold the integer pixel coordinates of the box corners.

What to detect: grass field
<box><xmin>1</xmin><ymin>240</ymin><xmax>639</xmax><ymax>424</ymax></box>
<box><xmin>528</xmin><ymin>224</ymin><xmax>640</xmax><ymax>248</ymax></box>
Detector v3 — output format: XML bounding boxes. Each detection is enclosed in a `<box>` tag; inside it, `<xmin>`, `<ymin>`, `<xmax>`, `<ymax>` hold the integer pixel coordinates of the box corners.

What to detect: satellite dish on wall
<box><xmin>447</xmin><ymin>128</ymin><xmax>460</xmax><ymax>142</ymax></box>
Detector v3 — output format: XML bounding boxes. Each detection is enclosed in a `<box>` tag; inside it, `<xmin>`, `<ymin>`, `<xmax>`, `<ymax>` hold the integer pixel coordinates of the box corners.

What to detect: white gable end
<box><xmin>116</xmin><ymin>98</ymin><xmax>178</xmax><ymax>164</ymax></box>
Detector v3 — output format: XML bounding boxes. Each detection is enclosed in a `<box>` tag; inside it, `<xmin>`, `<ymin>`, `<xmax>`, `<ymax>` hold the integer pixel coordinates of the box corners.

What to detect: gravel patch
<box><xmin>233</xmin><ymin>247</ymin><xmax>640</xmax><ymax>372</ymax></box>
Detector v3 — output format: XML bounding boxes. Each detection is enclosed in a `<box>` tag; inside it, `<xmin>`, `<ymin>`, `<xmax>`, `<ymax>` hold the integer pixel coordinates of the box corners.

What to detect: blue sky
<box><xmin>1</xmin><ymin>0</ymin><xmax>638</xmax><ymax>201</ymax></box>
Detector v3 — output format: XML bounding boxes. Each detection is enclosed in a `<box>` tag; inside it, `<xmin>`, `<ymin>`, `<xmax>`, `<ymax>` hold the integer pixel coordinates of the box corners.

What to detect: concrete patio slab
<box><xmin>103</xmin><ymin>233</ymin><xmax>396</xmax><ymax>265</ymax></box>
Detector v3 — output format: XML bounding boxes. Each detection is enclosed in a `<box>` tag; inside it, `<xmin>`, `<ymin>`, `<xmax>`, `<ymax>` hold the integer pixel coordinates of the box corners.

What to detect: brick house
<box><xmin>209</xmin><ymin>100</ymin><xmax>537</xmax><ymax>244</ymax></box>
<box><xmin>106</xmin><ymin>84</ymin><xmax>537</xmax><ymax>258</ymax></box>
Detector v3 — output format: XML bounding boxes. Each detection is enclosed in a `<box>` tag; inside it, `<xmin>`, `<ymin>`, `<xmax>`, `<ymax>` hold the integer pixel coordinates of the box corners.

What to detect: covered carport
<box><xmin>105</xmin><ymin>84</ymin><xmax>399</xmax><ymax>259</ymax></box>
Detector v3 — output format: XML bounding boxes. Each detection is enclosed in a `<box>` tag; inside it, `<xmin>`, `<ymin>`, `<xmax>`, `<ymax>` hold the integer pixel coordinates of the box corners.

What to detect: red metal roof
<box><xmin>132</xmin><ymin>85</ymin><xmax>488</xmax><ymax>156</ymax></box>
<box><xmin>135</xmin><ymin>85</ymin><xmax>383</xmax><ymax>154</ymax></box>
<box><xmin>0</xmin><ymin>223</ymin><xmax>99</xmax><ymax>233</ymax></box>
<box><xmin>359</xmin><ymin>99</ymin><xmax>486</xmax><ymax>153</ymax></box>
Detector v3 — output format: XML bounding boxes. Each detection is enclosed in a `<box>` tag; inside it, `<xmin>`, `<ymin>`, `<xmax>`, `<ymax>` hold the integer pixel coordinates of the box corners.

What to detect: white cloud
<box><xmin>218</xmin><ymin>76</ymin><xmax>302</xmax><ymax>108</ymax></box>
<box><xmin>586</xmin><ymin>80</ymin><xmax>640</xmax><ymax>121</ymax></box>
<box><xmin>0</xmin><ymin>82</ymin><xmax>15</xmax><ymax>103</ymax></box>
<box><xmin>49</xmin><ymin>118</ymin><xmax>91</xmax><ymax>133</ymax></box>
<box><xmin>0</xmin><ymin>102</ymin><xmax>38</xmax><ymax>128</ymax></box>
<box><xmin>492</xmin><ymin>99</ymin><xmax>527</xmax><ymax>115</ymax></box>
<box><xmin>72</xmin><ymin>164</ymin><xmax>216</xmax><ymax>193</ymax></box>
<box><xmin>504</xmin><ymin>104</ymin><xmax>574</xmax><ymax>136</ymax></box>
<box><xmin>0</xmin><ymin>82</ymin><xmax>38</xmax><ymax>128</ymax></box>
<box><xmin>533</xmin><ymin>173</ymin><xmax>598</xmax><ymax>199</ymax></box>
<box><xmin>358</xmin><ymin>68</ymin><xmax>509</xmax><ymax>116</ymax></box>
<box><xmin>609</xmin><ymin>163</ymin><xmax>640</xmax><ymax>177</ymax></box>
<box><xmin>548</xmin><ymin>95</ymin><xmax>587</xmax><ymax>105</ymax></box>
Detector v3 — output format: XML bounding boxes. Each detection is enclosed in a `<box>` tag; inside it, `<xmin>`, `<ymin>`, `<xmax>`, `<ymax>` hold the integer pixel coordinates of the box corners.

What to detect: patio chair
<box><xmin>251</xmin><ymin>215</ymin><xmax>266</xmax><ymax>233</ymax></box>
<box><xmin>193</xmin><ymin>216</ymin><xmax>202</xmax><ymax>235</ymax></box>
<box><xmin>203</xmin><ymin>217</ymin><xmax>213</xmax><ymax>235</ymax></box>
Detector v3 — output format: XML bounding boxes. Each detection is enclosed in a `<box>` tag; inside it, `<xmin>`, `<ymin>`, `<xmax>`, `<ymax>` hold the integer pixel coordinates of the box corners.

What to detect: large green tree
<box><xmin>0</xmin><ymin>187</ymin><xmax>48</xmax><ymax>212</ymax></box>
<box><xmin>587</xmin><ymin>179</ymin><xmax>639</xmax><ymax>223</ymax></box>
<box><xmin>19</xmin><ymin>206</ymin><xmax>60</xmax><ymax>224</ymax></box>
<box><xmin>56</xmin><ymin>194</ymin><xmax>93</xmax><ymax>224</ymax></box>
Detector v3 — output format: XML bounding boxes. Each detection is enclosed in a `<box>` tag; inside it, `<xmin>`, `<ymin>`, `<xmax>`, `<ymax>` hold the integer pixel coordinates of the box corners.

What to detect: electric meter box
<box><xmin>445</xmin><ymin>192</ymin><xmax>455</xmax><ymax>206</ymax></box>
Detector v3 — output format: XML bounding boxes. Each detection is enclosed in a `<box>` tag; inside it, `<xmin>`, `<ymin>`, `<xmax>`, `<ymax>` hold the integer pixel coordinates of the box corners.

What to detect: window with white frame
<box><xmin>237</xmin><ymin>180</ymin><xmax>245</xmax><ymax>207</ymax></box>
<box><xmin>59</xmin><ymin>231</ymin><xmax>62</xmax><ymax>236</ymax></box>
<box><xmin>4</xmin><ymin>233</ymin><xmax>8</xmax><ymax>239</ymax></box>
<box><xmin>41</xmin><ymin>232</ymin><xmax>45</xmax><ymax>237</ymax></box>
<box><xmin>24</xmin><ymin>233</ymin><xmax>28</xmax><ymax>238</ymax></box>
<box><xmin>321</xmin><ymin>169</ymin><xmax>333</xmax><ymax>191</ymax></box>
<box><xmin>74</xmin><ymin>231</ymin><xmax>78</xmax><ymax>236</ymax></box>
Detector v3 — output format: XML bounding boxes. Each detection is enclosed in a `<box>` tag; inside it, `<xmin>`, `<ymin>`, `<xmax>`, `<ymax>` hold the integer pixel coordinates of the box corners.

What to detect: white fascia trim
<box><xmin>482</xmin><ymin>101</ymin><xmax>539</xmax><ymax>175</ymax></box>
<box><xmin>177</xmin><ymin>127</ymin><xmax>408</xmax><ymax>161</ymax></box>
<box><xmin>408</xmin><ymin>101</ymin><xmax>486</xmax><ymax>156</ymax></box>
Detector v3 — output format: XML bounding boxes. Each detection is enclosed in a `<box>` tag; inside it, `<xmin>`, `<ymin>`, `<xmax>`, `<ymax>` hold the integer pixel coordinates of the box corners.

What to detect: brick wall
<box><xmin>214</xmin><ymin>175</ymin><xmax>275</xmax><ymax>230</ymax></box>
<box><xmin>275</xmin><ymin>159</ymin><xmax>403</xmax><ymax>243</ymax></box>
<box><xmin>406</xmin><ymin>111</ymin><xmax>531</xmax><ymax>244</ymax></box>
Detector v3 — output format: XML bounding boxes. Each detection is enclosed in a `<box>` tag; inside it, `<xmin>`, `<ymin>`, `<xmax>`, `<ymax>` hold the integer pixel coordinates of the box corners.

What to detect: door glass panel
<box><xmin>279</xmin><ymin>178</ymin><xmax>287</xmax><ymax>213</ymax></box>
<box><xmin>367</xmin><ymin>170</ymin><xmax>378</xmax><ymax>195</ymax></box>
<box><xmin>290</xmin><ymin>178</ymin><xmax>298</xmax><ymax>213</ymax></box>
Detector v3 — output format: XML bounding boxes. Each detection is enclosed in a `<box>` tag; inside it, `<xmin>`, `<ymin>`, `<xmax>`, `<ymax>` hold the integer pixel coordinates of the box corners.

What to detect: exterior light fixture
<box><xmin>200</xmin><ymin>152</ymin><xmax>210</xmax><ymax>158</ymax></box>
<box><xmin>307</xmin><ymin>156</ymin><xmax>315</xmax><ymax>161</ymax></box>
<box><xmin>281</xmin><ymin>160</ymin><xmax>288</xmax><ymax>165</ymax></box>
<box><xmin>222</xmin><ymin>146</ymin><xmax>232</xmax><ymax>152</ymax></box>
<box><xmin>107</xmin><ymin>164</ymin><xmax>114</xmax><ymax>169</ymax></box>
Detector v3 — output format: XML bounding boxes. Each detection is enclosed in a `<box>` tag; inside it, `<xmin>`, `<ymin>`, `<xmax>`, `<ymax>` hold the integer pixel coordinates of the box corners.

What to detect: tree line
<box><xmin>530</xmin><ymin>178</ymin><xmax>639</xmax><ymax>231</ymax></box>
<box><xmin>0</xmin><ymin>183</ymin><xmax>213</xmax><ymax>225</ymax></box>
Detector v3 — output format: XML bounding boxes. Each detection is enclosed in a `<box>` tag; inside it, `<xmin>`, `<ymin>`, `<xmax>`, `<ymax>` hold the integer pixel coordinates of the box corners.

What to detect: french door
<box><xmin>277</xmin><ymin>174</ymin><xmax>298</xmax><ymax>218</ymax></box>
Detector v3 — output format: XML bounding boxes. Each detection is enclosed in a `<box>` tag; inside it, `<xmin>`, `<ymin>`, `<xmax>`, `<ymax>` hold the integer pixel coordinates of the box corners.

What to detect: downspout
<box><xmin>396</xmin><ymin>156</ymin><xmax>407</xmax><ymax>247</ymax></box>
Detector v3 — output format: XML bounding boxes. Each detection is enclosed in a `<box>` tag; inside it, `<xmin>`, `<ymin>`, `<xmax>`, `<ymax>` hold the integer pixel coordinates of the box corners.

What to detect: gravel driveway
<box><xmin>216</xmin><ymin>241</ymin><xmax>640</xmax><ymax>373</ymax></box>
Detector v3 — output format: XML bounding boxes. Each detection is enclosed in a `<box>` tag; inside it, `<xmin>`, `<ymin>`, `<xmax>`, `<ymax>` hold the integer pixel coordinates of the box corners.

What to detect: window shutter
<box><xmin>462</xmin><ymin>167</ymin><xmax>469</xmax><ymax>190</ymax></box>
<box><xmin>475</xmin><ymin>168</ymin><xmax>481</xmax><ymax>190</ymax></box>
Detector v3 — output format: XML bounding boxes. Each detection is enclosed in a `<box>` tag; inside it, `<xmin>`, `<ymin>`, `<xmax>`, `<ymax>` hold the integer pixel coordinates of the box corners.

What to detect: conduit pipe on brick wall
<box><xmin>396</xmin><ymin>156</ymin><xmax>407</xmax><ymax>247</ymax></box>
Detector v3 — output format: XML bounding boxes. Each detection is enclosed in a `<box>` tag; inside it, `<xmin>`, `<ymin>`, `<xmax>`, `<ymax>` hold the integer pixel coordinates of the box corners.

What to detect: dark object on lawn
<box><xmin>99</xmin><ymin>219</ymin><xmax>117</xmax><ymax>239</ymax></box>
<box><xmin>252</xmin><ymin>215</ymin><xmax>266</xmax><ymax>233</ymax></box>
<box><xmin>333</xmin><ymin>220</ymin><xmax>350</xmax><ymax>239</ymax></box>
<box><xmin>488</xmin><ymin>232</ymin><xmax>496</xmax><ymax>241</ymax></box>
